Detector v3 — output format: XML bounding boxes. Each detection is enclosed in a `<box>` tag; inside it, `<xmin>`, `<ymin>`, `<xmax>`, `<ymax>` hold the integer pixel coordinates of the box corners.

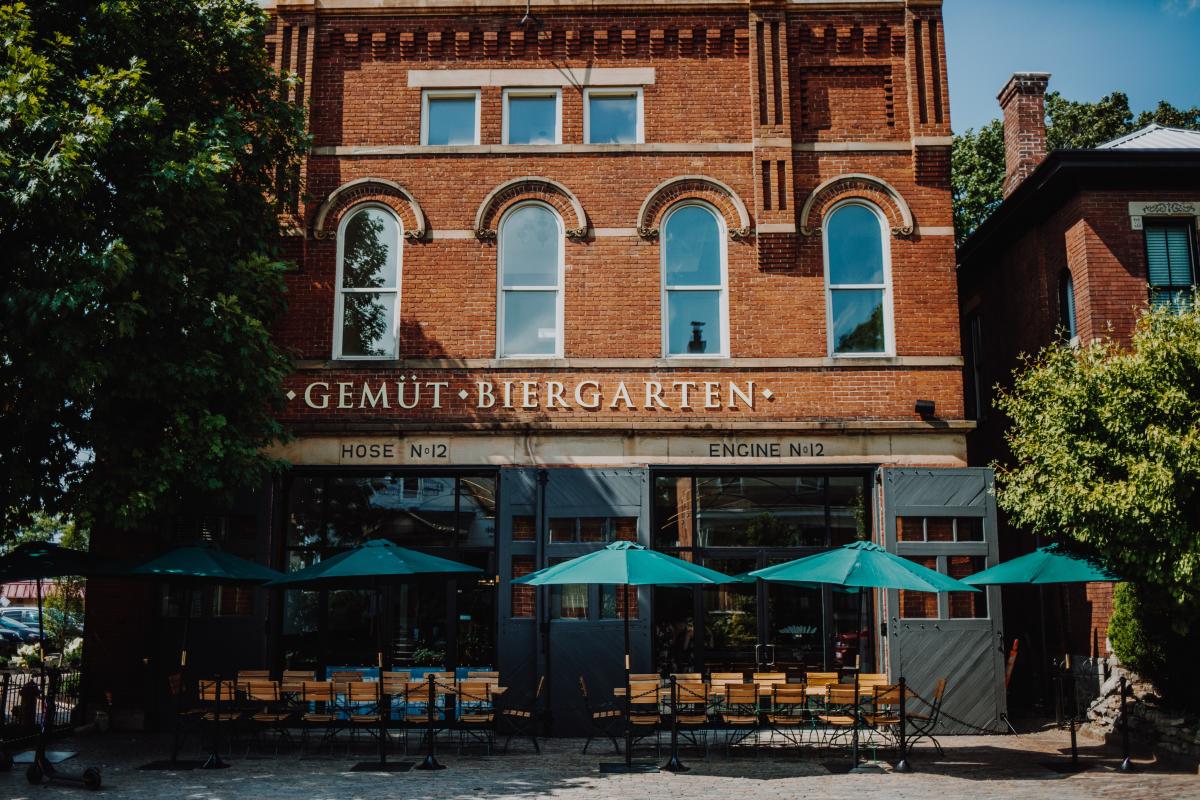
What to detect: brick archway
<box><xmin>637</xmin><ymin>175</ymin><xmax>753</xmax><ymax>240</ymax></box>
<box><xmin>798</xmin><ymin>173</ymin><xmax>915</xmax><ymax>238</ymax></box>
<box><xmin>474</xmin><ymin>177</ymin><xmax>588</xmax><ymax>241</ymax></box>
<box><xmin>312</xmin><ymin>178</ymin><xmax>428</xmax><ymax>241</ymax></box>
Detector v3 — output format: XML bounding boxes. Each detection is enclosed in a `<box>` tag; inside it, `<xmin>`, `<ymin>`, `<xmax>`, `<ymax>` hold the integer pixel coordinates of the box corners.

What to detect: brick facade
<box><xmin>264</xmin><ymin>0</ymin><xmax>963</xmax><ymax>440</ymax></box>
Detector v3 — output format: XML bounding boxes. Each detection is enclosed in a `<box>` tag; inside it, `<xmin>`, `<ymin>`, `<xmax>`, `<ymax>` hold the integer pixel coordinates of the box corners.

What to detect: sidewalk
<box><xmin>3</xmin><ymin>728</ymin><xmax>1196</xmax><ymax>799</ymax></box>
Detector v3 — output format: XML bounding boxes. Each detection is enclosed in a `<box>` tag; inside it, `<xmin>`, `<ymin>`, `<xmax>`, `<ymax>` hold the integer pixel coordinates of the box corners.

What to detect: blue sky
<box><xmin>944</xmin><ymin>0</ymin><xmax>1200</xmax><ymax>133</ymax></box>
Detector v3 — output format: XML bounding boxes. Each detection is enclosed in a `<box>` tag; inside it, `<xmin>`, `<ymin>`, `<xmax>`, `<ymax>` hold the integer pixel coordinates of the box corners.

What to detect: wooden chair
<box><xmin>467</xmin><ymin>670</ymin><xmax>499</xmax><ymax>680</ymax></box>
<box><xmin>166</xmin><ymin>673</ymin><xmax>204</xmax><ymax>760</ymax></box>
<box><xmin>817</xmin><ymin>685</ymin><xmax>860</xmax><ymax>750</ymax></box>
<box><xmin>709</xmin><ymin>671</ymin><xmax>745</xmax><ymax>703</ymax></box>
<box><xmin>766</xmin><ymin>683</ymin><xmax>809</xmax><ymax>749</ymax></box>
<box><xmin>198</xmin><ymin>679</ymin><xmax>242</xmax><ymax>756</ymax></box>
<box><xmin>629</xmin><ymin>673</ymin><xmax>661</xmax><ymax>682</ymax></box>
<box><xmin>858</xmin><ymin>672</ymin><xmax>890</xmax><ymax>687</ymax></box>
<box><xmin>455</xmin><ymin>681</ymin><xmax>495</xmax><ymax>754</ymax></box>
<box><xmin>861</xmin><ymin>683</ymin><xmax>903</xmax><ymax>757</ymax></box>
<box><xmin>670</xmin><ymin>673</ymin><xmax>701</xmax><ymax>682</ymax></box>
<box><xmin>498</xmin><ymin>676</ymin><xmax>543</xmax><ymax>753</ymax></box>
<box><xmin>243</xmin><ymin>680</ymin><xmax>293</xmax><ymax>755</ymax></box>
<box><xmin>402</xmin><ymin>679</ymin><xmax>443</xmax><ymax>754</ymax></box>
<box><xmin>344</xmin><ymin>680</ymin><xmax>383</xmax><ymax>754</ymax></box>
<box><xmin>578</xmin><ymin>676</ymin><xmax>622</xmax><ymax>755</ymax></box>
<box><xmin>298</xmin><ymin>680</ymin><xmax>338</xmax><ymax>757</ymax></box>
<box><xmin>283</xmin><ymin>669</ymin><xmax>315</xmax><ymax>682</ymax></box>
<box><xmin>329</xmin><ymin>670</ymin><xmax>364</xmax><ymax>683</ymax></box>
<box><xmin>720</xmin><ymin>683</ymin><xmax>760</xmax><ymax>754</ymax></box>
<box><xmin>906</xmin><ymin>678</ymin><xmax>947</xmax><ymax>756</ymax></box>
<box><xmin>627</xmin><ymin>680</ymin><xmax>662</xmax><ymax>757</ymax></box>
<box><xmin>674</xmin><ymin>680</ymin><xmax>711</xmax><ymax>757</ymax></box>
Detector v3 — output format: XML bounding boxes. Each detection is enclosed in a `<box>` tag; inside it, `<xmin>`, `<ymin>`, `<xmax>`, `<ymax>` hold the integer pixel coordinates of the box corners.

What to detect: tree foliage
<box><xmin>0</xmin><ymin>1</ymin><xmax>309</xmax><ymax>533</ymax></box>
<box><xmin>995</xmin><ymin>307</ymin><xmax>1200</xmax><ymax>706</ymax></box>
<box><xmin>952</xmin><ymin>92</ymin><xmax>1200</xmax><ymax>242</ymax></box>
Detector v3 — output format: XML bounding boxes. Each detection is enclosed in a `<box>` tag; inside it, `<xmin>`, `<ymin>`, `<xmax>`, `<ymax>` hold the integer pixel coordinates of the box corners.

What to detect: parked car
<box><xmin>0</xmin><ymin>627</ymin><xmax>19</xmax><ymax>656</ymax></box>
<box><xmin>0</xmin><ymin>617</ymin><xmax>41</xmax><ymax>644</ymax></box>
<box><xmin>0</xmin><ymin>608</ymin><xmax>40</xmax><ymax>627</ymax></box>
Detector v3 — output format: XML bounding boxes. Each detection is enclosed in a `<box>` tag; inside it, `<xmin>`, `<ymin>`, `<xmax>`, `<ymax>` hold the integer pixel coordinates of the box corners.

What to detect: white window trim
<box><xmin>332</xmin><ymin>203</ymin><xmax>402</xmax><ymax>360</ymax></box>
<box><xmin>822</xmin><ymin>199</ymin><xmax>895</xmax><ymax>358</ymax></box>
<box><xmin>660</xmin><ymin>201</ymin><xmax>729</xmax><ymax>359</ymax></box>
<box><xmin>583</xmin><ymin>87</ymin><xmax>644</xmax><ymax>145</ymax></box>
<box><xmin>497</xmin><ymin>201</ymin><xmax>565</xmax><ymax>359</ymax></box>
<box><xmin>502</xmin><ymin>87</ymin><xmax>563</xmax><ymax>145</ymax></box>
<box><xmin>420</xmin><ymin>88</ymin><xmax>481</xmax><ymax>146</ymax></box>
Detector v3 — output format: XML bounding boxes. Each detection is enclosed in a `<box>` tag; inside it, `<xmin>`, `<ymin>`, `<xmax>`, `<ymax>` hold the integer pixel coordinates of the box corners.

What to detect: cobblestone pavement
<box><xmin>0</xmin><ymin>728</ymin><xmax>1195</xmax><ymax>800</ymax></box>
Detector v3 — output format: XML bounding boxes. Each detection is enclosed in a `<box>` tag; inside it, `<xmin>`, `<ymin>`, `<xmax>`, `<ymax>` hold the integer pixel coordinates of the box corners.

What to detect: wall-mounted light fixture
<box><xmin>915</xmin><ymin>399</ymin><xmax>936</xmax><ymax>417</ymax></box>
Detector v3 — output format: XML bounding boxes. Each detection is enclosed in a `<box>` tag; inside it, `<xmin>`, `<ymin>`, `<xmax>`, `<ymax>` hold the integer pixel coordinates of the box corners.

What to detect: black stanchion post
<box><xmin>417</xmin><ymin>673</ymin><xmax>445</xmax><ymax>770</ymax></box>
<box><xmin>894</xmin><ymin>676</ymin><xmax>911</xmax><ymax>773</ymax></box>
<box><xmin>1118</xmin><ymin>675</ymin><xmax>1133</xmax><ymax>773</ymax></box>
<box><xmin>851</xmin><ymin>669</ymin><xmax>860</xmax><ymax>768</ymax></box>
<box><xmin>662</xmin><ymin>675</ymin><xmax>687</xmax><ymax>772</ymax></box>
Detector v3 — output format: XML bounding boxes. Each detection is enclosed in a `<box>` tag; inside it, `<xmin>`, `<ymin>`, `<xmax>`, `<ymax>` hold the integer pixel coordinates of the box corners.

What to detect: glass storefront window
<box><xmin>326</xmin><ymin>475</ymin><xmax>458</xmax><ymax>548</ymax></box>
<box><xmin>287</xmin><ymin>478</ymin><xmax>324</xmax><ymax>549</ymax></box>
<box><xmin>457</xmin><ymin>477</ymin><xmax>496</xmax><ymax>548</ymax></box>
<box><xmin>828</xmin><ymin>476</ymin><xmax>867</xmax><ymax>545</ymax></box>
<box><xmin>766</xmin><ymin>578</ymin><xmax>823</xmax><ymax>671</ymax></box>
<box><xmin>600</xmin><ymin>585</ymin><xmax>639</xmax><ymax>620</ymax></box>
<box><xmin>696</xmin><ymin>476</ymin><xmax>826</xmax><ymax>547</ymax></box>
<box><xmin>653</xmin><ymin>586</ymin><xmax>694</xmax><ymax>673</ymax></box>
<box><xmin>550</xmin><ymin>557</ymin><xmax>588</xmax><ymax>619</ymax></box>
<box><xmin>702</xmin><ymin>557</ymin><xmax>757</xmax><ymax>671</ymax></box>
<box><xmin>654</xmin><ymin>476</ymin><xmax>694</xmax><ymax>548</ymax></box>
<box><xmin>948</xmin><ymin>556</ymin><xmax>988</xmax><ymax>619</ymax></box>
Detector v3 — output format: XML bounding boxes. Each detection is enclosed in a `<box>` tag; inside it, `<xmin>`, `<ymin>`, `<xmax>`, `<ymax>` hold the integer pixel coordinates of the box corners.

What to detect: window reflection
<box><xmin>826</xmin><ymin>203</ymin><xmax>888</xmax><ymax>355</ymax></box>
<box><xmin>663</xmin><ymin>204</ymin><xmax>725</xmax><ymax>356</ymax></box>
<box><xmin>500</xmin><ymin>204</ymin><xmax>561</xmax><ymax>357</ymax></box>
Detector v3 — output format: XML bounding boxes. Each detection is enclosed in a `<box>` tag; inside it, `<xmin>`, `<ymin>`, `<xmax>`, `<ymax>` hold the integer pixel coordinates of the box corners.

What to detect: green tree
<box><xmin>2</xmin><ymin>513</ymin><xmax>88</xmax><ymax>652</ymax></box>
<box><xmin>994</xmin><ymin>306</ymin><xmax>1200</xmax><ymax>708</ymax></box>
<box><xmin>0</xmin><ymin>1</ymin><xmax>309</xmax><ymax>534</ymax></box>
<box><xmin>952</xmin><ymin>92</ymin><xmax>1200</xmax><ymax>242</ymax></box>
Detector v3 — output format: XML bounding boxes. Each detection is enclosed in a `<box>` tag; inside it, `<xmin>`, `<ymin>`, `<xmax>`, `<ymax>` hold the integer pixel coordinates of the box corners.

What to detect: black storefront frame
<box><xmin>270</xmin><ymin>465</ymin><xmax>500</xmax><ymax>675</ymax></box>
<box><xmin>649</xmin><ymin>465</ymin><xmax>879</xmax><ymax>675</ymax></box>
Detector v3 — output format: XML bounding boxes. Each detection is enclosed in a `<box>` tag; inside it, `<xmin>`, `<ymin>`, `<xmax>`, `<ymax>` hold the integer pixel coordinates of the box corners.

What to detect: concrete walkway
<box><xmin>2</xmin><ymin>728</ymin><xmax>1196</xmax><ymax>799</ymax></box>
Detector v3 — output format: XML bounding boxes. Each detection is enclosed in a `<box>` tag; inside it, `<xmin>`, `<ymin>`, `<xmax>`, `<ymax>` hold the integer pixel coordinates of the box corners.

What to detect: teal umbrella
<box><xmin>125</xmin><ymin>542</ymin><xmax>284</xmax><ymax>768</ymax></box>
<box><xmin>515</xmin><ymin>541</ymin><xmax>734</xmax><ymax>770</ymax></box>
<box><xmin>749</xmin><ymin>540</ymin><xmax>977</xmax><ymax>769</ymax></box>
<box><xmin>962</xmin><ymin>546</ymin><xmax>1119</xmax><ymax>585</ymax></box>
<box><xmin>267</xmin><ymin>539</ymin><xmax>481</xmax><ymax>770</ymax></box>
<box><xmin>748</xmin><ymin>540</ymin><xmax>979</xmax><ymax>592</ymax></box>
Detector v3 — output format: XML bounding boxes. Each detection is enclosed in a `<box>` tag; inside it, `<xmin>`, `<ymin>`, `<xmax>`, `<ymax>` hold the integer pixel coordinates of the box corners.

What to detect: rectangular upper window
<box><xmin>503</xmin><ymin>89</ymin><xmax>561</xmax><ymax>145</ymax></box>
<box><xmin>421</xmin><ymin>89</ymin><xmax>480</xmax><ymax>146</ymax></box>
<box><xmin>1145</xmin><ymin>222</ymin><xmax>1197</xmax><ymax>312</ymax></box>
<box><xmin>584</xmin><ymin>88</ymin><xmax>643</xmax><ymax>144</ymax></box>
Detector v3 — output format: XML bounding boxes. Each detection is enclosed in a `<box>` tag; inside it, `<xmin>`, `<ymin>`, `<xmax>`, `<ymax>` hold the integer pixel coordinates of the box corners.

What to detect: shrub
<box><xmin>1109</xmin><ymin>583</ymin><xmax>1200</xmax><ymax>711</ymax></box>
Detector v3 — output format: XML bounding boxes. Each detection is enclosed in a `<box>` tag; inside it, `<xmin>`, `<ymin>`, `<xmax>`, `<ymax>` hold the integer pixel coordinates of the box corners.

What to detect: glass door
<box><xmin>700</xmin><ymin>557</ymin><xmax>758</xmax><ymax>673</ymax></box>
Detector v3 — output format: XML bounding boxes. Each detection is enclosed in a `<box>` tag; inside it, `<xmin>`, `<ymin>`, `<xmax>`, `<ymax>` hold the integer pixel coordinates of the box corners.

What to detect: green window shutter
<box><xmin>1146</xmin><ymin>223</ymin><xmax>1197</xmax><ymax>311</ymax></box>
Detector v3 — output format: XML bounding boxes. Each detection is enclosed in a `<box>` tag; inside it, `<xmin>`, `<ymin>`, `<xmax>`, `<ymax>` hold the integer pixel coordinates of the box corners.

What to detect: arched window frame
<box><xmin>822</xmin><ymin>200</ymin><xmax>895</xmax><ymax>358</ymax></box>
<box><xmin>1058</xmin><ymin>268</ymin><xmax>1078</xmax><ymax>343</ymax></box>
<box><xmin>333</xmin><ymin>203</ymin><xmax>402</xmax><ymax>359</ymax></box>
<box><xmin>660</xmin><ymin>200</ymin><xmax>730</xmax><ymax>359</ymax></box>
<box><xmin>497</xmin><ymin>200</ymin><xmax>565</xmax><ymax>359</ymax></box>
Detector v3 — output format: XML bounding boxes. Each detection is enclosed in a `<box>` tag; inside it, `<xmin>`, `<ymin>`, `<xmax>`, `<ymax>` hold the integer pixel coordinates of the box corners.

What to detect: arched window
<box><xmin>824</xmin><ymin>202</ymin><xmax>893</xmax><ymax>356</ymax></box>
<box><xmin>498</xmin><ymin>203</ymin><xmax>563</xmax><ymax>357</ymax></box>
<box><xmin>335</xmin><ymin>205</ymin><xmax>401</xmax><ymax>358</ymax></box>
<box><xmin>662</xmin><ymin>203</ymin><xmax>727</xmax><ymax>357</ymax></box>
<box><xmin>1058</xmin><ymin>269</ymin><xmax>1077</xmax><ymax>340</ymax></box>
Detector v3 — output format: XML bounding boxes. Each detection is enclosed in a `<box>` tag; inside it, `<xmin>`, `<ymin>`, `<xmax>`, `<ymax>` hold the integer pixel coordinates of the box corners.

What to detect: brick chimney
<box><xmin>997</xmin><ymin>72</ymin><xmax>1051</xmax><ymax>197</ymax></box>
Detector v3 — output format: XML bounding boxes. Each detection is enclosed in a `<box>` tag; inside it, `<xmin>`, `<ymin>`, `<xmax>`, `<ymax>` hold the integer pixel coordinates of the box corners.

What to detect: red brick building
<box><xmin>88</xmin><ymin>0</ymin><xmax>1008</xmax><ymax>733</ymax></box>
<box><xmin>957</xmin><ymin>72</ymin><xmax>1200</xmax><ymax>704</ymax></box>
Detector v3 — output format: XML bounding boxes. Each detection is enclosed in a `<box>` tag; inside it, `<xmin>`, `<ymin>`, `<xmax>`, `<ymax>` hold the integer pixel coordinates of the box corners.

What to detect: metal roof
<box><xmin>1098</xmin><ymin>123</ymin><xmax>1200</xmax><ymax>150</ymax></box>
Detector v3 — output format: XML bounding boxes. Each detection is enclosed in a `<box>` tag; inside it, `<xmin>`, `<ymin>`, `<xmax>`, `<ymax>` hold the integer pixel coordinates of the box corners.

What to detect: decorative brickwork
<box><xmin>798</xmin><ymin>173</ymin><xmax>915</xmax><ymax>237</ymax></box>
<box><xmin>473</xmin><ymin>177</ymin><xmax>588</xmax><ymax>241</ymax></box>
<box><xmin>635</xmin><ymin>175</ymin><xmax>752</xmax><ymax>239</ymax></box>
<box><xmin>311</xmin><ymin>178</ymin><xmax>428</xmax><ymax>241</ymax></box>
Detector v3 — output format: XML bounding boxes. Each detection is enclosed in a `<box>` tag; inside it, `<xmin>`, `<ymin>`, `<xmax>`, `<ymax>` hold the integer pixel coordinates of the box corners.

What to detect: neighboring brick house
<box><xmin>87</xmin><ymin>0</ymin><xmax>1011</xmax><ymax>733</ymax></box>
<box><xmin>957</xmin><ymin>72</ymin><xmax>1200</xmax><ymax>703</ymax></box>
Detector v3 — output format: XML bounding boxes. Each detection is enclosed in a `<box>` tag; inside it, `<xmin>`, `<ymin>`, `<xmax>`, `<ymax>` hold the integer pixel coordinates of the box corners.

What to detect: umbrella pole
<box><xmin>624</xmin><ymin>583</ymin><xmax>632</xmax><ymax>768</ymax></box>
<box><xmin>32</xmin><ymin>576</ymin><xmax>54</xmax><ymax>778</ymax></box>
<box><xmin>171</xmin><ymin>586</ymin><xmax>193</xmax><ymax>764</ymax></box>
<box><xmin>378</xmin><ymin>584</ymin><xmax>387</xmax><ymax>766</ymax></box>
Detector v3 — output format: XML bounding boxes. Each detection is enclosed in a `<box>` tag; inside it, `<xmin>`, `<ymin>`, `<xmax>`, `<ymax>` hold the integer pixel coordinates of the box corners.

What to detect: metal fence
<box><xmin>0</xmin><ymin>670</ymin><xmax>82</xmax><ymax>747</ymax></box>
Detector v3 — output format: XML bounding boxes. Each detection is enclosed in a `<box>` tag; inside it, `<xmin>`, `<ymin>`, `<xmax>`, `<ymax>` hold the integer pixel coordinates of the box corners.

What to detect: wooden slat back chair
<box><xmin>578</xmin><ymin>676</ymin><xmax>622</xmax><ymax>755</ymax></box>
<box><xmin>467</xmin><ymin>671</ymin><xmax>499</xmax><ymax>680</ymax></box>
<box><xmin>629</xmin><ymin>673</ymin><xmax>661</xmax><ymax>682</ymax></box>
<box><xmin>198</xmin><ymin>679</ymin><xmax>242</xmax><ymax>755</ymax></box>
<box><xmin>906</xmin><ymin>677</ymin><xmax>948</xmax><ymax>756</ymax></box>
<box><xmin>244</xmin><ymin>680</ymin><xmax>293</xmax><ymax>755</ymax></box>
<box><xmin>766</xmin><ymin>683</ymin><xmax>810</xmax><ymax>749</ymax></box>
<box><xmin>237</xmin><ymin>670</ymin><xmax>271</xmax><ymax>683</ymax></box>
<box><xmin>860</xmin><ymin>683</ymin><xmax>903</xmax><ymax>758</ymax></box>
<box><xmin>752</xmin><ymin>672</ymin><xmax>787</xmax><ymax>714</ymax></box>
<box><xmin>858</xmin><ymin>673</ymin><xmax>890</xmax><ymax>688</ymax></box>
<box><xmin>628</xmin><ymin>680</ymin><xmax>663</xmax><ymax>757</ymax></box>
<box><xmin>671</xmin><ymin>673</ymin><xmax>701</xmax><ymax>682</ymax></box>
<box><xmin>709</xmin><ymin>672</ymin><xmax>745</xmax><ymax>709</ymax></box>
<box><xmin>456</xmin><ymin>681</ymin><xmax>496</xmax><ymax>754</ymax></box>
<box><xmin>344</xmin><ymin>680</ymin><xmax>383</xmax><ymax>754</ymax></box>
<box><xmin>380</xmin><ymin>672</ymin><xmax>409</xmax><ymax>730</ymax></box>
<box><xmin>298</xmin><ymin>680</ymin><xmax>339</xmax><ymax>756</ymax></box>
<box><xmin>499</xmin><ymin>675</ymin><xmax>544</xmax><ymax>753</ymax></box>
<box><xmin>329</xmin><ymin>670</ymin><xmax>364</xmax><ymax>684</ymax></box>
<box><xmin>804</xmin><ymin>671</ymin><xmax>840</xmax><ymax>710</ymax></box>
<box><xmin>402</xmin><ymin>679</ymin><xmax>444</xmax><ymax>754</ymax></box>
<box><xmin>674</xmin><ymin>680</ymin><xmax>711</xmax><ymax>757</ymax></box>
<box><xmin>720</xmin><ymin>683</ymin><xmax>760</xmax><ymax>754</ymax></box>
<box><xmin>817</xmin><ymin>685</ymin><xmax>860</xmax><ymax>751</ymax></box>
